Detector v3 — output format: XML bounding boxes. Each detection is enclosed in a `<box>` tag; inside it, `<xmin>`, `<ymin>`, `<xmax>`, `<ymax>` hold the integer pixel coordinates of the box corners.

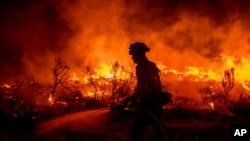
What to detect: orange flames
<box><xmin>157</xmin><ymin>55</ymin><xmax>250</xmax><ymax>91</ymax></box>
<box><xmin>64</xmin><ymin>54</ymin><xmax>250</xmax><ymax>93</ymax></box>
<box><xmin>2</xmin><ymin>0</ymin><xmax>250</xmax><ymax>114</ymax></box>
<box><xmin>222</xmin><ymin>55</ymin><xmax>250</xmax><ymax>91</ymax></box>
<box><xmin>38</xmin><ymin>53</ymin><xmax>249</xmax><ymax>106</ymax></box>
<box><xmin>71</xmin><ymin>73</ymin><xmax>80</xmax><ymax>81</ymax></box>
<box><xmin>83</xmin><ymin>63</ymin><xmax>132</xmax><ymax>84</ymax></box>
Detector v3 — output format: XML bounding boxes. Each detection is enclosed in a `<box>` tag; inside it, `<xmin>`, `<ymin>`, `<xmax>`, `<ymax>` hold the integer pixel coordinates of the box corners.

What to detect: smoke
<box><xmin>1</xmin><ymin>0</ymin><xmax>250</xmax><ymax>82</ymax></box>
<box><xmin>0</xmin><ymin>0</ymin><xmax>72</xmax><ymax>81</ymax></box>
<box><xmin>58</xmin><ymin>0</ymin><xmax>250</xmax><ymax>67</ymax></box>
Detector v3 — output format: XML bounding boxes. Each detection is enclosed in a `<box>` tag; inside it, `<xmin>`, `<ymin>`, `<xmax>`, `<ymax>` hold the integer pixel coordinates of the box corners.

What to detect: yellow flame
<box><xmin>71</xmin><ymin>73</ymin><xmax>80</xmax><ymax>81</ymax></box>
<box><xmin>83</xmin><ymin>63</ymin><xmax>131</xmax><ymax>84</ymax></box>
<box><xmin>87</xmin><ymin>91</ymin><xmax>107</xmax><ymax>97</ymax></box>
<box><xmin>224</xmin><ymin>55</ymin><xmax>235</xmax><ymax>68</ymax></box>
<box><xmin>79</xmin><ymin>55</ymin><xmax>250</xmax><ymax>99</ymax></box>
<box><xmin>222</xmin><ymin>56</ymin><xmax>250</xmax><ymax>91</ymax></box>
<box><xmin>87</xmin><ymin>91</ymin><xmax>94</xmax><ymax>97</ymax></box>
<box><xmin>157</xmin><ymin>55</ymin><xmax>250</xmax><ymax>91</ymax></box>
<box><xmin>96</xmin><ymin>63</ymin><xmax>112</xmax><ymax>78</ymax></box>
<box><xmin>83</xmin><ymin>76</ymin><xmax>89</xmax><ymax>84</ymax></box>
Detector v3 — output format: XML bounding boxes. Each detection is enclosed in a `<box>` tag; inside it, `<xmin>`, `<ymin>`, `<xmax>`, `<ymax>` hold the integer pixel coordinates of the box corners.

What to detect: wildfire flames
<box><xmin>1</xmin><ymin>0</ymin><xmax>250</xmax><ymax>113</ymax></box>
<box><xmin>3</xmin><ymin>52</ymin><xmax>249</xmax><ymax>111</ymax></box>
<box><xmin>159</xmin><ymin>55</ymin><xmax>250</xmax><ymax>89</ymax></box>
<box><xmin>41</xmin><ymin>53</ymin><xmax>250</xmax><ymax>109</ymax></box>
<box><xmin>83</xmin><ymin>63</ymin><xmax>132</xmax><ymax>84</ymax></box>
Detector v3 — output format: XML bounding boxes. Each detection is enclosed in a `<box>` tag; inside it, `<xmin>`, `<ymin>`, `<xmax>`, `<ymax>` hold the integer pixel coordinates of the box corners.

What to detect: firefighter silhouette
<box><xmin>122</xmin><ymin>42</ymin><xmax>172</xmax><ymax>141</ymax></box>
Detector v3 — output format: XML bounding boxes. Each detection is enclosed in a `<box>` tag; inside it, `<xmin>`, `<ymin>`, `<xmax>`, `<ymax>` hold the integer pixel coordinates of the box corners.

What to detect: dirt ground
<box><xmin>1</xmin><ymin>107</ymin><xmax>250</xmax><ymax>141</ymax></box>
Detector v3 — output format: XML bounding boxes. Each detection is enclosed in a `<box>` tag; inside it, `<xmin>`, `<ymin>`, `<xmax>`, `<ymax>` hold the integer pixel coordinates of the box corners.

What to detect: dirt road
<box><xmin>35</xmin><ymin>108</ymin><xmax>132</xmax><ymax>141</ymax></box>
<box><xmin>31</xmin><ymin>108</ymin><xmax>250</xmax><ymax>141</ymax></box>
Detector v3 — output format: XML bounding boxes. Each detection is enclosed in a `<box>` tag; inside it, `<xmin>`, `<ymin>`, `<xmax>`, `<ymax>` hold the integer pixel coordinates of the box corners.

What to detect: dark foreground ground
<box><xmin>1</xmin><ymin>107</ymin><xmax>250</xmax><ymax>141</ymax></box>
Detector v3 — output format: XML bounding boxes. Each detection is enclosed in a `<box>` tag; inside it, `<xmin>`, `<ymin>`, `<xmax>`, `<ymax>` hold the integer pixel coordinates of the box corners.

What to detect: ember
<box><xmin>208</xmin><ymin>102</ymin><xmax>215</xmax><ymax>110</ymax></box>
<box><xmin>48</xmin><ymin>94</ymin><xmax>54</xmax><ymax>105</ymax></box>
<box><xmin>2</xmin><ymin>84</ymin><xmax>11</xmax><ymax>89</ymax></box>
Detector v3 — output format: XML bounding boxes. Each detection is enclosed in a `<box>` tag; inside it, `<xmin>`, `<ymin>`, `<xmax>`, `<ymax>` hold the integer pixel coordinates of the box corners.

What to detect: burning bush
<box><xmin>84</xmin><ymin>60</ymin><xmax>136</xmax><ymax>104</ymax></box>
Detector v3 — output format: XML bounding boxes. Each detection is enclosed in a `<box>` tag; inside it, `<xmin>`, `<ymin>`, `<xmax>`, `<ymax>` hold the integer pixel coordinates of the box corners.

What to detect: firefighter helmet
<box><xmin>129</xmin><ymin>42</ymin><xmax>150</xmax><ymax>55</ymax></box>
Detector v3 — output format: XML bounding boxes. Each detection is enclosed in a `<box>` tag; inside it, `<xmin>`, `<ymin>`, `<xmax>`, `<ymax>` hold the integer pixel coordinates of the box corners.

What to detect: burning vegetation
<box><xmin>1</xmin><ymin>0</ymin><xmax>250</xmax><ymax>137</ymax></box>
<box><xmin>1</xmin><ymin>55</ymin><xmax>250</xmax><ymax>119</ymax></box>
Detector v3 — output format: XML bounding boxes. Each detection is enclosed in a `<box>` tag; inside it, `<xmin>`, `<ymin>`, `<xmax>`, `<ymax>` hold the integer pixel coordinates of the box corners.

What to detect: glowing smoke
<box><xmin>1</xmin><ymin>0</ymin><xmax>250</xmax><ymax>83</ymax></box>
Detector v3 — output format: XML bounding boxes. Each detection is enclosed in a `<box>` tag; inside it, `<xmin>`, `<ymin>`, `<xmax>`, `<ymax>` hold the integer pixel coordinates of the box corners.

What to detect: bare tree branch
<box><xmin>222</xmin><ymin>68</ymin><xmax>234</xmax><ymax>104</ymax></box>
<box><xmin>50</xmin><ymin>57</ymin><xmax>70</xmax><ymax>103</ymax></box>
<box><xmin>86</xmin><ymin>62</ymin><xmax>98</xmax><ymax>100</ymax></box>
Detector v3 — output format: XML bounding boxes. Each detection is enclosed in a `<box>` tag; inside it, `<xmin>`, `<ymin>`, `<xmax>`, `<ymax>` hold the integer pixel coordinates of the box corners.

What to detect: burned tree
<box><xmin>110</xmin><ymin>61</ymin><xmax>136</xmax><ymax>104</ymax></box>
<box><xmin>111</xmin><ymin>61</ymin><xmax>119</xmax><ymax>104</ymax></box>
<box><xmin>198</xmin><ymin>68</ymin><xmax>235</xmax><ymax>111</ymax></box>
<box><xmin>115</xmin><ymin>71</ymin><xmax>136</xmax><ymax>101</ymax></box>
<box><xmin>50</xmin><ymin>57</ymin><xmax>70</xmax><ymax>104</ymax></box>
<box><xmin>86</xmin><ymin>63</ymin><xmax>98</xmax><ymax>100</ymax></box>
<box><xmin>222</xmin><ymin>68</ymin><xmax>234</xmax><ymax>104</ymax></box>
<box><xmin>84</xmin><ymin>61</ymin><xmax>135</xmax><ymax>104</ymax></box>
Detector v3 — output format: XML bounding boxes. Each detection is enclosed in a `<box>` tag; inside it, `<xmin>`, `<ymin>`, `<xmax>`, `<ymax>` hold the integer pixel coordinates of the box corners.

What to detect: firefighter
<box><xmin>122</xmin><ymin>42</ymin><xmax>172</xmax><ymax>141</ymax></box>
